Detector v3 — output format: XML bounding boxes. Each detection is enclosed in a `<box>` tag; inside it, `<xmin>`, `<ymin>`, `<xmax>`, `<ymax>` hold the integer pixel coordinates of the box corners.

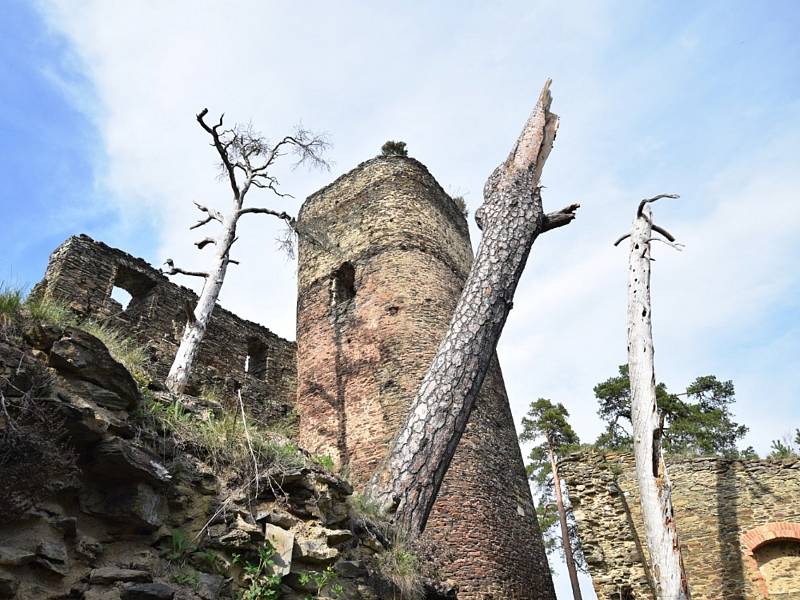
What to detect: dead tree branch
<box><xmin>163</xmin><ymin>259</ymin><xmax>208</xmax><ymax>278</ymax></box>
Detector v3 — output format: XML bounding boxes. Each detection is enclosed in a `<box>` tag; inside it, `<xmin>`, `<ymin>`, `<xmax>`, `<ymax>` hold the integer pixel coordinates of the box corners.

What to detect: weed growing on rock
<box><xmin>0</xmin><ymin>284</ymin><xmax>23</xmax><ymax>329</ymax></box>
<box><xmin>377</xmin><ymin>537</ymin><xmax>424</xmax><ymax>600</ymax></box>
<box><xmin>24</xmin><ymin>296</ymin><xmax>76</xmax><ymax>328</ymax></box>
<box><xmin>299</xmin><ymin>566</ymin><xmax>344</xmax><ymax>599</ymax></box>
<box><xmin>233</xmin><ymin>543</ymin><xmax>283</xmax><ymax>600</ymax></box>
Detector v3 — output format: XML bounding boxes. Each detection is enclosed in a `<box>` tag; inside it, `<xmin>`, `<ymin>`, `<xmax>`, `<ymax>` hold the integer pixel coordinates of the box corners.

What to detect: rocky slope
<box><xmin>0</xmin><ymin>320</ymin><xmax>454</xmax><ymax>600</ymax></box>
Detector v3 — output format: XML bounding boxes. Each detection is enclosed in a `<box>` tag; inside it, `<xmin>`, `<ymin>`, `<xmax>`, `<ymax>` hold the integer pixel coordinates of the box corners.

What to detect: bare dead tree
<box><xmin>164</xmin><ymin>110</ymin><xmax>328</xmax><ymax>393</ymax></box>
<box><xmin>616</xmin><ymin>194</ymin><xmax>691</xmax><ymax>600</ymax></box>
<box><xmin>365</xmin><ymin>80</ymin><xmax>580</xmax><ymax>535</ymax></box>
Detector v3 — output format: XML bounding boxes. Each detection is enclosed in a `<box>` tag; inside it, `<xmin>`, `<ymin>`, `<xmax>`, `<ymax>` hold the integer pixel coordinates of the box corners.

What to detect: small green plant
<box><xmin>172</xmin><ymin>566</ymin><xmax>201</xmax><ymax>591</ymax></box>
<box><xmin>200</xmin><ymin>383</ymin><xmax>226</xmax><ymax>405</ymax></box>
<box><xmin>193</xmin><ymin>549</ymin><xmax>224</xmax><ymax>574</ymax></box>
<box><xmin>165</xmin><ymin>529</ymin><xmax>195</xmax><ymax>564</ymax></box>
<box><xmin>233</xmin><ymin>543</ymin><xmax>283</xmax><ymax>600</ymax></box>
<box><xmin>0</xmin><ymin>283</ymin><xmax>23</xmax><ymax>328</ymax></box>
<box><xmin>349</xmin><ymin>492</ymin><xmax>385</xmax><ymax>522</ymax></box>
<box><xmin>311</xmin><ymin>453</ymin><xmax>335</xmax><ymax>472</ymax></box>
<box><xmin>299</xmin><ymin>565</ymin><xmax>343</xmax><ymax>599</ymax></box>
<box><xmin>377</xmin><ymin>537</ymin><xmax>424</xmax><ymax>600</ymax></box>
<box><xmin>380</xmin><ymin>140</ymin><xmax>408</xmax><ymax>157</ymax></box>
<box><xmin>451</xmin><ymin>195</ymin><xmax>469</xmax><ymax>218</ymax></box>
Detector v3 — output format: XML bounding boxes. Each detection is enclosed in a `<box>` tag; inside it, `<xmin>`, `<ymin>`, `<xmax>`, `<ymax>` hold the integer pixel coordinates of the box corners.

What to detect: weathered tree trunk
<box><xmin>166</xmin><ymin>218</ymin><xmax>235</xmax><ymax>393</ymax></box>
<box><xmin>366</xmin><ymin>80</ymin><xmax>579</xmax><ymax>535</ymax></box>
<box><xmin>548</xmin><ymin>443</ymin><xmax>582</xmax><ymax>600</ymax></box>
<box><xmin>626</xmin><ymin>203</ymin><xmax>690</xmax><ymax>599</ymax></box>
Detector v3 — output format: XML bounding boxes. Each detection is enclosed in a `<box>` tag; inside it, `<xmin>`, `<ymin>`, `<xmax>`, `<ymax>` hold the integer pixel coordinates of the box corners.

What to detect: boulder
<box><xmin>57</xmin><ymin>376</ymin><xmax>131</xmax><ymax>412</ymax></box>
<box><xmin>80</xmin><ymin>482</ymin><xmax>167</xmax><ymax>531</ymax></box>
<box><xmin>35</xmin><ymin>540</ymin><xmax>68</xmax><ymax>576</ymax></box>
<box><xmin>89</xmin><ymin>567</ymin><xmax>152</xmax><ymax>585</ymax></box>
<box><xmin>265</xmin><ymin>523</ymin><xmax>294</xmax><ymax>576</ymax></box>
<box><xmin>84</xmin><ymin>438</ymin><xmax>171</xmax><ymax>487</ymax></box>
<box><xmin>293</xmin><ymin>537</ymin><xmax>339</xmax><ymax>565</ymax></box>
<box><xmin>48</xmin><ymin>327</ymin><xmax>140</xmax><ymax>410</ymax></box>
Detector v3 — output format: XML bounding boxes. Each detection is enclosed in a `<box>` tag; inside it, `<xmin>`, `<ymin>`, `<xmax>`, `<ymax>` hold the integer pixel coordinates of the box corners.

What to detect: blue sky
<box><xmin>3</xmin><ymin>2</ymin><xmax>799</xmax><ymax>597</ymax></box>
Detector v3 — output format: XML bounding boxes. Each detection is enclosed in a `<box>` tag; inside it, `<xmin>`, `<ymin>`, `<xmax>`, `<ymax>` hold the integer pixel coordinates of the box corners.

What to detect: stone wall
<box><xmin>560</xmin><ymin>451</ymin><xmax>800</xmax><ymax>599</ymax></box>
<box><xmin>295</xmin><ymin>156</ymin><xmax>555</xmax><ymax>599</ymax></box>
<box><xmin>30</xmin><ymin>235</ymin><xmax>296</xmax><ymax>425</ymax></box>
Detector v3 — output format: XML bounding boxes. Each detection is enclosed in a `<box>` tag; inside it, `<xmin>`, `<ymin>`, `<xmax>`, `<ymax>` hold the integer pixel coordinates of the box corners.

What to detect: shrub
<box><xmin>381</xmin><ymin>141</ymin><xmax>408</xmax><ymax>157</ymax></box>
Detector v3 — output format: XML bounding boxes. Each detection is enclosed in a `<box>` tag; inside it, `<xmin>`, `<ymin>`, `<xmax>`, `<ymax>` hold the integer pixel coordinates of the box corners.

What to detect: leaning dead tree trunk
<box><xmin>618</xmin><ymin>195</ymin><xmax>690</xmax><ymax>599</ymax></box>
<box><xmin>548</xmin><ymin>442</ymin><xmax>583</xmax><ymax>600</ymax></box>
<box><xmin>366</xmin><ymin>80</ymin><xmax>579</xmax><ymax>535</ymax></box>
<box><xmin>165</xmin><ymin>110</ymin><xmax>328</xmax><ymax>393</ymax></box>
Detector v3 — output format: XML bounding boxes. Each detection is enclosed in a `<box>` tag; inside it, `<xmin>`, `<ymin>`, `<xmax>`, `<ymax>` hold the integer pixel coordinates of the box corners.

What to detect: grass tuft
<box><xmin>24</xmin><ymin>296</ymin><xmax>76</xmax><ymax>328</ymax></box>
<box><xmin>0</xmin><ymin>284</ymin><xmax>23</xmax><ymax>328</ymax></box>
<box><xmin>377</xmin><ymin>534</ymin><xmax>424</xmax><ymax>600</ymax></box>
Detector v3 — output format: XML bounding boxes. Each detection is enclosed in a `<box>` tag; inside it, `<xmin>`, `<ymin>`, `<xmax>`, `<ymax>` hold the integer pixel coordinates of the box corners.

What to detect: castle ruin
<box><xmin>32</xmin><ymin>155</ymin><xmax>555</xmax><ymax>599</ymax></box>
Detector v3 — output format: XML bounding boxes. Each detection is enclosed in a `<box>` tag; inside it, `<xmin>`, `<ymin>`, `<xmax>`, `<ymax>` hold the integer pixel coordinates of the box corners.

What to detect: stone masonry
<box><xmin>295</xmin><ymin>156</ymin><xmax>555</xmax><ymax>599</ymax></box>
<box><xmin>560</xmin><ymin>451</ymin><xmax>800</xmax><ymax>599</ymax></box>
<box><xmin>31</xmin><ymin>235</ymin><xmax>297</xmax><ymax>425</ymax></box>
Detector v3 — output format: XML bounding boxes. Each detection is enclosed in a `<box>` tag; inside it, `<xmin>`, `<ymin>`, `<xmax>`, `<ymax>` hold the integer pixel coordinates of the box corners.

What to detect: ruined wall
<box><xmin>31</xmin><ymin>235</ymin><xmax>296</xmax><ymax>425</ymax></box>
<box><xmin>560</xmin><ymin>451</ymin><xmax>800</xmax><ymax>599</ymax></box>
<box><xmin>295</xmin><ymin>156</ymin><xmax>555</xmax><ymax>599</ymax></box>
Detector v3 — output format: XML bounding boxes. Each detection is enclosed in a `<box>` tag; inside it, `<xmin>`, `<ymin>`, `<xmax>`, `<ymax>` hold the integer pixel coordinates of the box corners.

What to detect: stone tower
<box><xmin>295</xmin><ymin>156</ymin><xmax>555</xmax><ymax>599</ymax></box>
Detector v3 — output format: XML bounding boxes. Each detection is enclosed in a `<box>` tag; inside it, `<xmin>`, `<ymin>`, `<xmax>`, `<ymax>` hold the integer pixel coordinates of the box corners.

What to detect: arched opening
<box><xmin>742</xmin><ymin>522</ymin><xmax>800</xmax><ymax>597</ymax></box>
<box><xmin>754</xmin><ymin>540</ymin><xmax>800</xmax><ymax>596</ymax></box>
<box><xmin>245</xmin><ymin>338</ymin><xmax>268</xmax><ymax>381</ymax></box>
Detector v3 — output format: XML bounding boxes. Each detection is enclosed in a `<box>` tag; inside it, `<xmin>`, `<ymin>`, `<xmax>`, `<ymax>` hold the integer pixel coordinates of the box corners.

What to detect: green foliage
<box><xmin>233</xmin><ymin>544</ymin><xmax>283</xmax><ymax>600</ymax></box>
<box><xmin>23</xmin><ymin>296</ymin><xmax>76</xmax><ymax>328</ymax></box>
<box><xmin>79</xmin><ymin>320</ymin><xmax>149</xmax><ymax>383</ymax></box>
<box><xmin>377</xmin><ymin>537</ymin><xmax>424</xmax><ymax>600</ymax></box>
<box><xmin>0</xmin><ymin>284</ymin><xmax>23</xmax><ymax>328</ymax></box>
<box><xmin>142</xmin><ymin>396</ymin><xmax>305</xmax><ymax>480</ymax></box>
<box><xmin>348</xmin><ymin>492</ymin><xmax>386</xmax><ymax>523</ymax></box>
<box><xmin>593</xmin><ymin>365</ymin><xmax>751</xmax><ymax>458</ymax></box>
<box><xmin>166</xmin><ymin>529</ymin><xmax>195</xmax><ymax>563</ymax></box>
<box><xmin>451</xmin><ymin>195</ymin><xmax>469</xmax><ymax>218</ymax></box>
<box><xmin>172</xmin><ymin>566</ymin><xmax>201</xmax><ymax>591</ymax></box>
<box><xmin>311</xmin><ymin>453</ymin><xmax>335</xmax><ymax>472</ymax></box>
<box><xmin>519</xmin><ymin>398</ymin><xmax>585</xmax><ymax>572</ymax></box>
<box><xmin>380</xmin><ymin>140</ymin><xmax>408</xmax><ymax>157</ymax></box>
<box><xmin>769</xmin><ymin>429</ymin><xmax>800</xmax><ymax>459</ymax></box>
<box><xmin>200</xmin><ymin>383</ymin><xmax>227</xmax><ymax>405</ymax></box>
<box><xmin>299</xmin><ymin>566</ymin><xmax>343</xmax><ymax>599</ymax></box>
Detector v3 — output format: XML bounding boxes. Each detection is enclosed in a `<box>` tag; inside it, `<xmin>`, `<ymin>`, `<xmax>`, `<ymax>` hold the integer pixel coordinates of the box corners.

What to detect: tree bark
<box><xmin>548</xmin><ymin>443</ymin><xmax>582</xmax><ymax>600</ymax></box>
<box><xmin>366</xmin><ymin>80</ymin><xmax>579</xmax><ymax>535</ymax></box>
<box><xmin>626</xmin><ymin>204</ymin><xmax>690</xmax><ymax>599</ymax></box>
<box><xmin>166</xmin><ymin>216</ymin><xmax>236</xmax><ymax>393</ymax></box>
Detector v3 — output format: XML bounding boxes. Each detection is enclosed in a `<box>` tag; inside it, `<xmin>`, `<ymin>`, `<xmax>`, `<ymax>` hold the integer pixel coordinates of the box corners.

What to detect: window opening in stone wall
<box><xmin>246</xmin><ymin>338</ymin><xmax>268</xmax><ymax>380</ymax></box>
<box><xmin>111</xmin><ymin>286</ymin><xmax>132</xmax><ymax>310</ymax></box>
<box><xmin>111</xmin><ymin>264</ymin><xmax>156</xmax><ymax>313</ymax></box>
<box><xmin>331</xmin><ymin>262</ymin><xmax>356</xmax><ymax>305</ymax></box>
